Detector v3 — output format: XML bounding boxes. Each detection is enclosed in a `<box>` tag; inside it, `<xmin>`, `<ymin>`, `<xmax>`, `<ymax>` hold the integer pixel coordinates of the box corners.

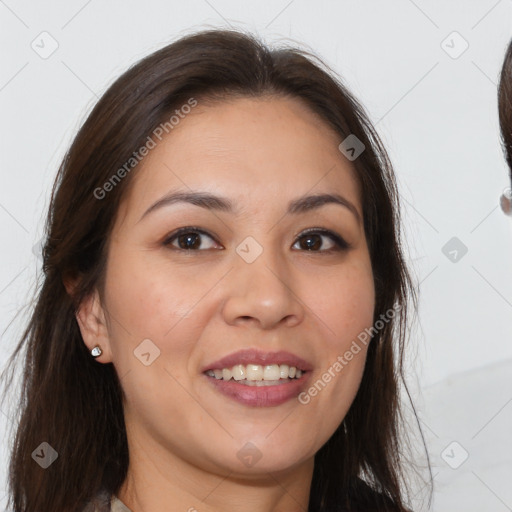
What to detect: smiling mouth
<box><xmin>204</xmin><ymin>363</ymin><xmax>305</xmax><ymax>386</ymax></box>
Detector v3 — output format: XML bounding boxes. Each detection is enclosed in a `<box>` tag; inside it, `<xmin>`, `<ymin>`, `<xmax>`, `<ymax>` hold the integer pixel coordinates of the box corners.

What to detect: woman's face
<box><xmin>87</xmin><ymin>96</ymin><xmax>375</xmax><ymax>477</ymax></box>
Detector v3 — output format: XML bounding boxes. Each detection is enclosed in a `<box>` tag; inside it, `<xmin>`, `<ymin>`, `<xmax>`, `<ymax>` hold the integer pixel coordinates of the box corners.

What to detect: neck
<box><xmin>117</xmin><ymin>426</ymin><xmax>314</xmax><ymax>512</ymax></box>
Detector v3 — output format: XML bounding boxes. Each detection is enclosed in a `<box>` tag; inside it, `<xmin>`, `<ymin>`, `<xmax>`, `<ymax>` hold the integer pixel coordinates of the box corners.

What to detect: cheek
<box><xmin>312</xmin><ymin>257</ymin><xmax>375</xmax><ymax>345</ymax></box>
<box><xmin>297</xmin><ymin>256</ymin><xmax>374</xmax><ymax>428</ymax></box>
<box><xmin>105</xmin><ymin>244</ymin><xmax>209</xmax><ymax>328</ymax></box>
<box><xmin>102</xmin><ymin>248</ymin><xmax>207</xmax><ymax>366</ymax></box>
<box><xmin>102</xmin><ymin>252</ymin><xmax>210</xmax><ymax>416</ymax></box>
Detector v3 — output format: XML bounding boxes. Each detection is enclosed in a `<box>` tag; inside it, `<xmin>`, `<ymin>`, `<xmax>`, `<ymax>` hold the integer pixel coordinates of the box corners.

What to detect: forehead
<box><xmin>119</xmin><ymin>96</ymin><xmax>363</xmax><ymax>221</ymax></box>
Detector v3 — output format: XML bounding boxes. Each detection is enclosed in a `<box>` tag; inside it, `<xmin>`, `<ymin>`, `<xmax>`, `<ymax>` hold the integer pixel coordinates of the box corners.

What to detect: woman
<box><xmin>499</xmin><ymin>38</ymin><xmax>512</xmax><ymax>215</ymax></box>
<box><xmin>0</xmin><ymin>29</ymin><xmax>427</xmax><ymax>511</ymax></box>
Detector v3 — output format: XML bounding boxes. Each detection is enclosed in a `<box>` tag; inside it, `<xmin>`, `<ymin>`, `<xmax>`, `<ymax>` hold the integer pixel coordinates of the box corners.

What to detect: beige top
<box><xmin>111</xmin><ymin>495</ymin><xmax>132</xmax><ymax>512</ymax></box>
<box><xmin>81</xmin><ymin>491</ymin><xmax>132</xmax><ymax>512</ymax></box>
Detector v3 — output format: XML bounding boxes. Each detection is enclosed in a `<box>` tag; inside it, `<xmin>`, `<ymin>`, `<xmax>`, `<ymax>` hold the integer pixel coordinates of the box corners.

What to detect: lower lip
<box><xmin>204</xmin><ymin>374</ymin><xmax>310</xmax><ymax>407</ymax></box>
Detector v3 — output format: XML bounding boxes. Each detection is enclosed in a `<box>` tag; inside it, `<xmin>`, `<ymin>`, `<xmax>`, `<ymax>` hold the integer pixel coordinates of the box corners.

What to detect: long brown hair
<box><xmin>0</xmin><ymin>28</ymin><xmax>428</xmax><ymax>511</ymax></box>
<box><xmin>499</xmin><ymin>38</ymin><xmax>512</xmax><ymax>180</ymax></box>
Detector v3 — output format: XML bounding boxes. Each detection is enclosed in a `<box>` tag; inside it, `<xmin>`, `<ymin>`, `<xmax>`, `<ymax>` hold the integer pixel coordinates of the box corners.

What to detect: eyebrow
<box><xmin>138</xmin><ymin>190</ymin><xmax>361</xmax><ymax>223</ymax></box>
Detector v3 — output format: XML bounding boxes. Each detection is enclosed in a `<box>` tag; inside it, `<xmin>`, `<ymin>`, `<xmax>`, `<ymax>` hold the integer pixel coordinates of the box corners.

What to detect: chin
<box><xmin>201</xmin><ymin>436</ymin><xmax>315</xmax><ymax>477</ymax></box>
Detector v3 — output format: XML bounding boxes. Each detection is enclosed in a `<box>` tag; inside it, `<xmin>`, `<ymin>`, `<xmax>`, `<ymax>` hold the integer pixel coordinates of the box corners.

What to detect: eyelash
<box><xmin>162</xmin><ymin>226</ymin><xmax>351</xmax><ymax>253</ymax></box>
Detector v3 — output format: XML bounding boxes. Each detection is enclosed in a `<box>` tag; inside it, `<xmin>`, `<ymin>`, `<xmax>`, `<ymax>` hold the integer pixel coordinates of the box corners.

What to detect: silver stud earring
<box><xmin>500</xmin><ymin>188</ymin><xmax>512</xmax><ymax>216</ymax></box>
<box><xmin>91</xmin><ymin>346</ymin><xmax>102</xmax><ymax>358</ymax></box>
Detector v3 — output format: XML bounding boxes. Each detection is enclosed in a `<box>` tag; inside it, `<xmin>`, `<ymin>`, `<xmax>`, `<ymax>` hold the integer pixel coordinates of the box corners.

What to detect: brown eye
<box><xmin>293</xmin><ymin>229</ymin><xmax>350</xmax><ymax>252</ymax></box>
<box><xmin>163</xmin><ymin>227</ymin><xmax>350</xmax><ymax>253</ymax></box>
<box><xmin>163</xmin><ymin>228</ymin><xmax>221</xmax><ymax>251</ymax></box>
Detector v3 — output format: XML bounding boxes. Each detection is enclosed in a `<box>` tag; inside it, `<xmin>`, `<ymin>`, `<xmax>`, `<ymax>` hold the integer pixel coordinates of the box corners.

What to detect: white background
<box><xmin>1</xmin><ymin>1</ymin><xmax>511</xmax><ymax>510</ymax></box>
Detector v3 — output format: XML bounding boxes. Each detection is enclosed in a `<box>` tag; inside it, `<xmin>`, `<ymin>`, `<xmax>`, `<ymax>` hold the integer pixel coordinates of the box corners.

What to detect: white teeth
<box><xmin>246</xmin><ymin>364</ymin><xmax>263</xmax><ymax>381</ymax></box>
<box><xmin>263</xmin><ymin>364</ymin><xmax>281</xmax><ymax>381</ymax></box>
<box><xmin>231</xmin><ymin>364</ymin><xmax>246</xmax><ymax>381</ymax></box>
<box><xmin>205</xmin><ymin>363</ymin><xmax>305</xmax><ymax>382</ymax></box>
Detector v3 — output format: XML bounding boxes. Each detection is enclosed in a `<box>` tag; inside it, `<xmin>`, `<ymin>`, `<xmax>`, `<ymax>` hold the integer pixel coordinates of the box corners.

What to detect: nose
<box><xmin>221</xmin><ymin>246</ymin><xmax>305</xmax><ymax>330</ymax></box>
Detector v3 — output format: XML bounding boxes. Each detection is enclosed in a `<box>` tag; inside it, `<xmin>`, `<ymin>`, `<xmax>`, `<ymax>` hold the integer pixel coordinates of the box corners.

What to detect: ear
<box><xmin>74</xmin><ymin>287</ymin><xmax>113</xmax><ymax>363</ymax></box>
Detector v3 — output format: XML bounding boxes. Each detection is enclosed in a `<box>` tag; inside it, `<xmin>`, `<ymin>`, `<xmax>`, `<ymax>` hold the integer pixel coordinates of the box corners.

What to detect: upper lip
<box><xmin>202</xmin><ymin>349</ymin><xmax>313</xmax><ymax>373</ymax></box>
